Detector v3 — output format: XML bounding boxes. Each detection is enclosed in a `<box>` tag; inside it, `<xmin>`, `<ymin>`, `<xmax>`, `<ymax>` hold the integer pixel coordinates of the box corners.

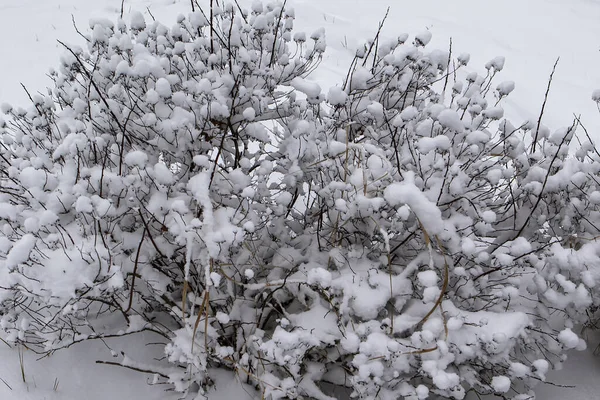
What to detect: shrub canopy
<box><xmin>1</xmin><ymin>2</ymin><xmax>600</xmax><ymax>399</ymax></box>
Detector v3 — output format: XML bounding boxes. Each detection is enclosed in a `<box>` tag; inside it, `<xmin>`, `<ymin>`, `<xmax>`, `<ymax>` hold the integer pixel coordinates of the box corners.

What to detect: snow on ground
<box><xmin>2</xmin><ymin>0</ymin><xmax>600</xmax><ymax>134</ymax></box>
<box><xmin>535</xmin><ymin>330</ymin><xmax>600</xmax><ymax>400</ymax></box>
<box><xmin>0</xmin><ymin>330</ymin><xmax>255</xmax><ymax>399</ymax></box>
<box><xmin>0</xmin><ymin>334</ymin><xmax>179</xmax><ymax>400</ymax></box>
<box><xmin>1</xmin><ymin>0</ymin><xmax>600</xmax><ymax>399</ymax></box>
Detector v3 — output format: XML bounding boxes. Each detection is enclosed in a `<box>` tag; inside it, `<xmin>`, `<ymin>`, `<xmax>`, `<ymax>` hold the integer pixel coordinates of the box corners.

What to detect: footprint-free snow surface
<box><xmin>1</xmin><ymin>0</ymin><xmax>600</xmax><ymax>399</ymax></box>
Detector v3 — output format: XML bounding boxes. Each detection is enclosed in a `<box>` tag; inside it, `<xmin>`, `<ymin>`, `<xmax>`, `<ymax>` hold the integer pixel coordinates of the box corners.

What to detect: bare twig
<box><xmin>269</xmin><ymin>0</ymin><xmax>288</xmax><ymax>68</ymax></box>
<box><xmin>442</xmin><ymin>37</ymin><xmax>453</xmax><ymax>99</ymax></box>
<box><xmin>210</xmin><ymin>0</ymin><xmax>215</xmax><ymax>53</ymax></box>
<box><xmin>146</xmin><ymin>7</ymin><xmax>156</xmax><ymax>21</ymax></box>
<box><xmin>361</xmin><ymin>7</ymin><xmax>390</xmax><ymax>67</ymax></box>
<box><xmin>573</xmin><ymin>114</ymin><xmax>600</xmax><ymax>160</ymax></box>
<box><xmin>124</xmin><ymin>226</ymin><xmax>146</xmax><ymax>313</ymax></box>
<box><xmin>531</xmin><ymin>57</ymin><xmax>560</xmax><ymax>153</ymax></box>
<box><xmin>18</xmin><ymin>345</ymin><xmax>26</xmax><ymax>383</ymax></box>
<box><xmin>71</xmin><ymin>15</ymin><xmax>90</xmax><ymax>43</ymax></box>
<box><xmin>96</xmin><ymin>360</ymin><xmax>170</xmax><ymax>379</ymax></box>
<box><xmin>0</xmin><ymin>377</ymin><xmax>12</xmax><ymax>391</ymax></box>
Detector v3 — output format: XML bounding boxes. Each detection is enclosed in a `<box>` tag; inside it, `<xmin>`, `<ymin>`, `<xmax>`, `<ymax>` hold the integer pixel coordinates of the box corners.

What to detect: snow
<box><xmin>491</xmin><ymin>375</ymin><xmax>511</xmax><ymax>393</ymax></box>
<box><xmin>153</xmin><ymin>162</ymin><xmax>175</xmax><ymax>185</ymax></box>
<box><xmin>384</xmin><ymin>172</ymin><xmax>443</xmax><ymax>235</ymax></box>
<box><xmin>215</xmin><ymin>311</ymin><xmax>230</xmax><ymax>324</ymax></box>
<box><xmin>242</xmin><ymin>107</ymin><xmax>256</xmax><ymax>121</ymax></box>
<box><xmin>558</xmin><ymin>328</ymin><xmax>580</xmax><ymax>350</ymax></box>
<box><xmin>415</xmin><ymin>384</ymin><xmax>429</xmax><ymax>399</ymax></box>
<box><xmin>436</xmin><ymin>109</ymin><xmax>464</xmax><ymax>133</ymax></box>
<box><xmin>155</xmin><ymin>77</ymin><xmax>172</xmax><ymax>98</ymax></box>
<box><xmin>400</xmin><ymin>106</ymin><xmax>419</xmax><ymax>121</ymax></box>
<box><xmin>307</xmin><ymin>267</ymin><xmax>333</xmax><ymax>288</ymax></box>
<box><xmin>415</xmin><ymin>31</ymin><xmax>433</xmax><ymax>47</ymax></box>
<box><xmin>418</xmin><ymin>136</ymin><xmax>451</xmax><ymax>154</ymax></box>
<box><xmin>2</xmin><ymin>0</ymin><xmax>600</xmax><ymax>399</ymax></box>
<box><xmin>75</xmin><ymin>196</ymin><xmax>94</xmax><ymax>213</ymax></box>
<box><xmin>2</xmin><ymin>0</ymin><xmax>591</xmax><ymax>136</ymax></box>
<box><xmin>130</xmin><ymin>11</ymin><xmax>146</xmax><ymax>30</ymax></box>
<box><xmin>124</xmin><ymin>150</ymin><xmax>148</xmax><ymax>168</ymax></box>
<box><xmin>590</xmin><ymin>191</ymin><xmax>600</xmax><ymax>205</ymax></box>
<box><xmin>447</xmin><ymin>317</ymin><xmax>463</xmax><ymax>331</ymax></box>
<box><xmin>431</xmin><ymin>370</ymin><xmax>459</xmax><ymax>390</ymax></box>
<box><xmin>485</xmin><ymin>56</ymin><xmax>506</xmax><ymax>72</ymax></box>
<box><xmin>327</xmin><ymin>86</ymin><xmax>347</xmax><ymax>106</ymax></box>
<box><xmin>497</xmin><ymin>81</ymin><xmax>516</xmax><ymax>96</ymax></box>
<box><xmin>290</xmin><ymin>77</ymin><xmax>322</xmax><ymax>99</ymax></box>
<box><xmin>417</xmin><ymin>270</ymin><xmax>438</xmax><ymax>287</ymax></box>
<box><xmin>0</xmin><ymin>336</ymin><xmax>254</xmax><ymax>400</ymax></box>
<box><xmin>481</xmin><ymin>210</ymin><xmax>496</xmax><ymax>223</ymax></box>
<box><xmin>532</xmin><ymin>359</ymin><xmax>550</xmax><ymax>380</ymax></box>
<box><xmin>19</xmin><ymin>167</ymin><xmax>47</xmax><ymax>189</ymax></box>
<box><xmin>509</xmin><ymin>237</ymin><xmax>532</xmax><ymax>257</ymax></box>
<box><xmin>510</xmin><ymin>362</ymin><xmax>530</xmax><ymax>378</ymax></box>
<box><xmin>5</xmin><ymin>234</ymin><xmax>36</xmax><ymax>270</ymax></box>
<box><xmin>461</xmin><ymin>237</ymin><xmax>476</xmax><ymax>255</ymax></box>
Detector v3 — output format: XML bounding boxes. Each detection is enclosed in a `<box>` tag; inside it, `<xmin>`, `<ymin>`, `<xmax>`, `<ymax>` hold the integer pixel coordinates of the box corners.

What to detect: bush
<box><xmin>1</xmin><ymin>1</ymin><xmax>600</xmax><ymax>399</ymax></box>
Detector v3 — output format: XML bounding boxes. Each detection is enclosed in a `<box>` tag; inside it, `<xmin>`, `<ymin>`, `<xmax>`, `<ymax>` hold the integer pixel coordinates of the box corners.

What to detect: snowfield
<box><xmin>2</xmin><ymin>0</ymin><xmax>600</xmax><ymax>135</ymax></box>
<box><xmin>1</xmin><ymin>0</ymin><xmax>600</xmax><ymax>399</ymax></box>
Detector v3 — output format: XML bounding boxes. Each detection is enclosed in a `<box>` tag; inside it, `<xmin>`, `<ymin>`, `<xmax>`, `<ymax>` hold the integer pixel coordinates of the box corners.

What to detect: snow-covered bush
<box><xmin>1</xmin><ymin>1</ymin><xmax>600</xmax><ymax>399</ymax></box>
